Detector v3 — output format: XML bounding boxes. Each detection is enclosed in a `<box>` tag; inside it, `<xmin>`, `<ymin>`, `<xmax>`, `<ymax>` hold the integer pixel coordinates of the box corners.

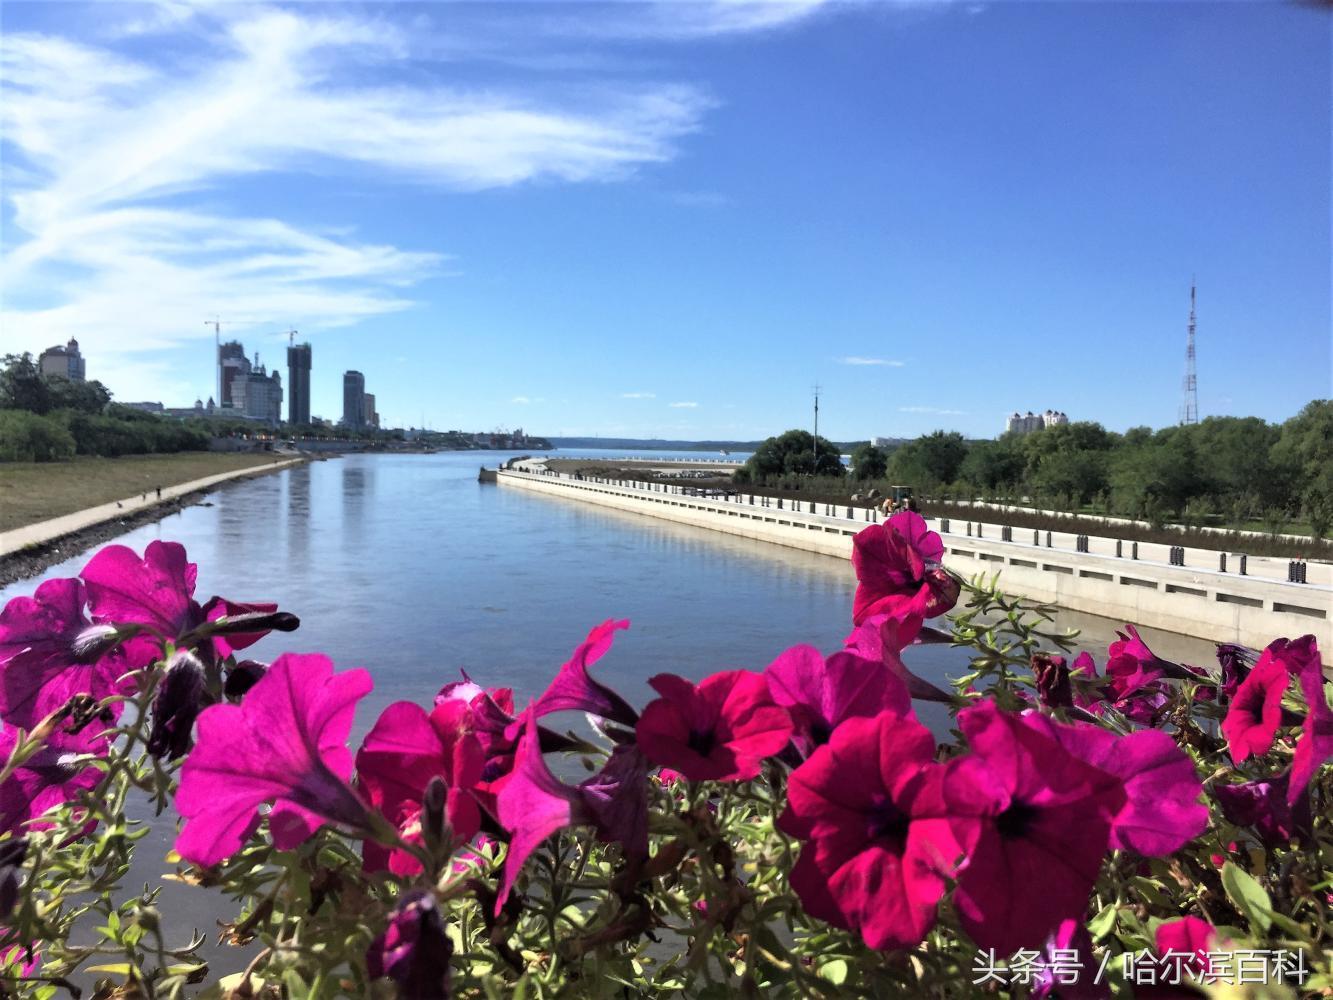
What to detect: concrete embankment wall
<box><xmin>497</xmin><ymin>468</ymin><xmax>1330</xmax><ymax>657</ymax></box>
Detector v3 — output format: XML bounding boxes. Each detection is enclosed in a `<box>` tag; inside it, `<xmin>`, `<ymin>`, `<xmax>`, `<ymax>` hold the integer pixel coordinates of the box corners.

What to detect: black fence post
<box><xmin>1116</xmin><ymin>540</ymin><xmax>1123</xmax><ymax>558</ymax></box>
<box><xmin>1034</xmin><ymin>529</ymin><xmax>1040</xmax><ymax>545</ymax></box>
<box><xmin>1239</xmin><ymin>554</ymin><xmax>1247</xmax><ymax>575</ymax></box>
<box><xmin>967</xmin><ymin>522</ymin><xmax>973</xmax><ymax>537</ymax></box>
<box><xmin>1132</xmin><ymin>541</ymin><xmax>1138</xmax><ymax>560</ymax></box>
<box><xmin>1046</xmin><ymin>531</ymin><xmax>1052</xmax><ymax>547</ymax></box>
<box><xmin>1220</xmin><ymin>553</ymin><xmax>1227</xmax><ymax>572</ymax></box>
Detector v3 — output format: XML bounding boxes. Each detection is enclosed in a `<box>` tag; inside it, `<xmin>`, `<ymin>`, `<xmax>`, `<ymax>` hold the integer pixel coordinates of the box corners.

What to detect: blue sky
<box><xmin>2</xmin><ymin>0</ymin><xmax>1328</xmax><ymax>440</ymax></box>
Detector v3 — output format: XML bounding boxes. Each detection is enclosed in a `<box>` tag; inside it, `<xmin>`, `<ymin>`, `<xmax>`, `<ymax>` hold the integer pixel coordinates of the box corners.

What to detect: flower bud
<box><xmin>205</xmin><ymin>610</ymin><xmax>300</xmax><ymax>637</ymax></box>
<box><xmin>366</xmin><ymin>890</ymin><xmax>452</xmax><ymax>999</ymax></box>
<box><xmin>1032</xmin><ymin>652</ymin><xmax>1072</xmax><ymax>709</ymax></box>
<box><xmin>422</xmin><ymin>776</ymin><xmax>447</xmax><ymax>846</ymax></box>
<box><xmin>71</xmin><ymin>623</ymin><xmax>139</xmax><ymax>663</ymax></box>
<box><xmin>147</xmin><ymin>650</ymin><xmax>207</xmax><ymax>759</ymax></box>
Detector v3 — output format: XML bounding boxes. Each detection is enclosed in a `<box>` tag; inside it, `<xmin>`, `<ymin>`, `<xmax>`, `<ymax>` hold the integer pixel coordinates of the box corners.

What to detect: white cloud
<box><xmin>567</xmin><ymin>1</ymin><xmax>832</xmax><ymax>41</ymax></box>
<box><xmin>512</xmin><ymin>396</ymin><xmax>532</xmax><ymax>404</ymax></box>
<box><xmin>0</xmin><ymin>7</ymin><xmax>710</xmax><ymax>401</ymax></box>
<box><xmin>836</xmin><ymin>356</ymin><xmax>906</xmax><ymax>367</ymax></box>
<box><xmin>621</xmin><ymin>391</ymin><xmax>657</xmax><ymax>399</ymax></box>
<box><xmin>669</xmin><ymin>401</ymin><xmax>699</xmax><ymax>408</ymax></box>
<box><xmin>898</xmin><ymin>406</ymin><xmax>966</xmax><ymax>415</ymax></box>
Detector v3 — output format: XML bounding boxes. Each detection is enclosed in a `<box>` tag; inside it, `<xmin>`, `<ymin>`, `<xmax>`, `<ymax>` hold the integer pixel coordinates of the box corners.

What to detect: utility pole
<box><xmin>812</xmin><ymin>383</ymin><xmax>821</xmax><ymax>473</ymax></box>
<box><xmin>1179</xmin><ymin>281</ymin><xmax>1198</xmax><ymax>425</ymax></box>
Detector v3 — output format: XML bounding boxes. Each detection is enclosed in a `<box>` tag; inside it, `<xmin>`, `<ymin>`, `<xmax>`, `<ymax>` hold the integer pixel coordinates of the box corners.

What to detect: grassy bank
<box><xmin>0</xmin><ymin>452</ymin><xmax>288</xmax><ymax>531</ymax></box>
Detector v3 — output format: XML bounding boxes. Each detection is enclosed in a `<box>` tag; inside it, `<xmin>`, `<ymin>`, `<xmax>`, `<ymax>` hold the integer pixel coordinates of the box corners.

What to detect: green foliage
<box><xmin>0</xmin><ymin>410</ymin><xmax>77</xmax><ymax>461</ymax></box>
<box><xmin>885</xmin><ymin>430</ymin><xmax>967</xmax><ymax>489</ymax></box>
<box><xmin>742</xmin><ymin>430</ymin><xmax>844</xmax><ymax>480</ymax></box>
<box><xmin>848</xmin><ymin>443</ymin><xmax>887</xmax><ymax>481</ymax></box>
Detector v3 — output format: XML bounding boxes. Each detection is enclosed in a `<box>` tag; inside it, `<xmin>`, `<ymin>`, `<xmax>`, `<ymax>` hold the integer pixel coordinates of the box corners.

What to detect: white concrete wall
<box><xmin>497</xmin><ymin>467</ymin><xmax>1331</xmax><ymax>658</ymax></box>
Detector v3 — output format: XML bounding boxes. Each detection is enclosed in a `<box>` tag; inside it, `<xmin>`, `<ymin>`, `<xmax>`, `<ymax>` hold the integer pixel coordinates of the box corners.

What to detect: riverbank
<box><xmin>0</xmin><ymin>454</ymin><xmax>305</xmax><ymax>586</ymax></box>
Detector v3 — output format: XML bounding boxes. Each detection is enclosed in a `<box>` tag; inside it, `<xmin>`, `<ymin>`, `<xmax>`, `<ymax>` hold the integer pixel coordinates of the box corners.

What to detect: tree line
<box><xmin>736</xmin><ymin>403</ymin><xmax>1333</xmax><ymax>539</ymax></box>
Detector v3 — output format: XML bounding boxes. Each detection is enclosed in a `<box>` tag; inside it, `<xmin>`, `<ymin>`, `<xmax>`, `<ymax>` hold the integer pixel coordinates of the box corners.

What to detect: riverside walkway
<box><xmin>0</xmin><ymin>457</ymin><xmax>305</xmax><ymax>559</ymax></box>
<box><xmin>497</xmin><ymin>461</ymin><xmax>1330</xmax><ymax>657</ymax></box>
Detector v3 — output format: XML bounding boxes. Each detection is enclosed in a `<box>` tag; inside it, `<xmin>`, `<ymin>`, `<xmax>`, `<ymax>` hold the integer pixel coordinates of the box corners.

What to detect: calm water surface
<box><xmin>4</xmin><ymin>450</ymin><xmax>1218</xmax><ymax>977</ymax></box>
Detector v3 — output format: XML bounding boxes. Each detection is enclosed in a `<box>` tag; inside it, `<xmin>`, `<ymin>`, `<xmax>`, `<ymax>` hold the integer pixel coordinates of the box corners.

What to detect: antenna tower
<box><xmin>812</xmin><ymin>384</ymin><xmax>821</xmax><ymax>472</ymax></box>
<box><xmin>1179</xmin><ymin>282</ymin><xmax>1198</xmax><ymax>425</ymax></box>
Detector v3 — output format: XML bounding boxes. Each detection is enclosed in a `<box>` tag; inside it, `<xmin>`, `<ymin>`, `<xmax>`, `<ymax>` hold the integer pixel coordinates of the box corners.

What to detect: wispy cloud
<box><xmin>898</xmin><ymin>406</ymin><xmax>966</xmax><ymax>415</ymax></box>
<box><xmin>511</xmin><ymin>396</ymin><xmax>532</xmax><ymax>404</ymax></box>
<box><xmin>666</xmin><ymin>190</ymin><xmax>730</xmax><ymax>207</ymax></box>
<box><xmin>559</xmin><ymin>1</ymin><xmax>832</xmax><ymax>41</ymax></box>
<box><xmin>620</xmin><ymin>391</ymin><xmax>657</xmax><ymax>399</ymax></box>
<box><xmin>0</xmin><ymin>6</ymin><xmax>711</xmax><ymax>401</ymax></box>
<box><xmin>669</xmin><ymin>401</ymin><xmax>699</xmax><ymax>408</ymax></box>
<box><xmin>836</xmin><ymin>356</ymin><xmax>906</xmax><ymax>367</ymax></box>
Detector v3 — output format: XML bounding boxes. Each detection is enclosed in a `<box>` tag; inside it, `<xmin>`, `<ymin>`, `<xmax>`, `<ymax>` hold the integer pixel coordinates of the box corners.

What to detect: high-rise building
<box><xmin>364</xmin><ymin>392</ymin><xmax>379</xmax><ymax>429</ymax></box>
<box><xmin>231</xmin><ymin>364</ymin><xmax>283</xmax><ymax>424</ymax></box>
<box><xmin>343</xmin><ymin>370</ymin><xmax>366</xmax><ymax>428</ymax></box>
<box><xmin>218</xmin><ymin>340</ymin><xmax>250</xmax><ymax>408</ymax></box>
<box><xmin>287</xmin><ymin>342</ymin><xmax>312</xmax><ymax>425</ymax></box>
<box><xmin>39</xmin><ymin>339</ymin><xmax>86</xmax><ymax>381</ymax></box>
<box><xmin>1005</xmin><ymin>409</ymin><xmax>1068</xmax><ymax>435</ymax></box>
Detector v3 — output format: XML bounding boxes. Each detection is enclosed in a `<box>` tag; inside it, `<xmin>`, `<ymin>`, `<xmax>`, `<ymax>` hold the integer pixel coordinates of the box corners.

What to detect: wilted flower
<box><xmin>1212</xmin><ymin>774</ymin><xmax>1311</xmax><ymax>847</ymax></box>
<box><xmin>223</xmin><ymin>660</ymin><xmax>267</xmax><ymax>699</ymax></box>
<box><xmin>0</xmin><ymin>578</ymin><xmax>134</xmax><ymax>729</ymax></box>
<box><xmin>764</xmin><ymin>643</ymin><xmax>911</xmax><ymax>755</ymax></box>
<box><xmin>1221</xmin><ymin>649</ymin><xmax>1289</xmax><ymax>764</ymax></box>
<box><xmin>0</xmin><ymin>724</ymin><xmax>107</xmax><ymax>837</ymax></box>
<box><xmin>779</xmin><ymin>712</ymin><xmax>980</xmax><ymax>950</ymax></box>
<box><xmin>356</xmin><ymin>699</ymin><xmax>485</xmax><ymax>875</ymax></box>
<box><xmin>174</xmin><ymin>653</ymin><xmax>376</xmax><ymax>866</ymax></box>
<box><xmin>510</xmin><ymin>619</ymin><xmax>637</xmax><ymax>733</ymax></box>
<box><xmin>635</xmin><ymin>671</ymin><xmax>792</xmax><ymax>782</ymax></box>
<box><xmin>1216</xmin><ymin>643</ymin><xmax>1256</xmax><ymax>700</ymax></box>
<box><xmin>851</xmin><ymin>513</ymin><xmax>956</xmax><ymax>624</ymax></box>
<box><xmin>366</xmin><ymin>889</ymin><xmax>452</xmax><ymax>999</ymax></box>
<box><xmin>146</xmin><ymin>650</ymin><xmax>208</xmax><ymax>760</ymax></box>
<box><xmin>1031</xmin><ymin>653</ymin><xmax>1072</xmax><ymax>709</ymax></box>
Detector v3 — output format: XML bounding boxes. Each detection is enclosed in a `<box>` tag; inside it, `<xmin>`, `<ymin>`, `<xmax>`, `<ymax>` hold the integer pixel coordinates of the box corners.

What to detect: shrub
<box><xmin>0</xmin><ymin>409</ymin><xmax>76</xmax><ymax>462</ymax></box>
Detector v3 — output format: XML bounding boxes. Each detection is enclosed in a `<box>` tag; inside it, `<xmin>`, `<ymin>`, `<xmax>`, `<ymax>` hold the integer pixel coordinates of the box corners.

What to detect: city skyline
<box><xmin>1</xmin><ymin>1</ymin><xmax>1328</xmax><ymax>438</ymax></box>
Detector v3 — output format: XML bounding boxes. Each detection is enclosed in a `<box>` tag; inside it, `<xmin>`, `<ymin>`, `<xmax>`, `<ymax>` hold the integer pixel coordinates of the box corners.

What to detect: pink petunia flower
<box><xmin>850</xmin><ymin>513</ymin><xmax>957</xmax><ymax>625</ymax></box>
<box><xmin>764</xmin><ymin>643</ymin><xmax>911</xmax><ymax>756</ymax></box>
<box><xmin>356</xmin><ymin>699</ymin><xmax>486</xmax><ymax>876</ymax></box>
<box><xmin>1154</xmin><ymin>916</ymin><xmax>1217</xmax><ymax>981</ymax></box>
<box><xmin>494</xmin><ymin>715</ymin><xmax>649</xmax><ymax>914</ymax></box>
<box><xmin>635</xmin><ymin>671</ymin><xmax>792</xmax><ymax>782</ymax></box>
<box><xmin>1220</xmin><ymin>649</ymin><xmax>1289</xmax><ymax>764</ymax></box>
<box><xmin>366</xmin><ymin>889</ymin><xmax>452</xmax><ymax>999</ymax></box>
<box><xmin>1037</xmin><ymin>717</ymin><xmax>1207</xmax><ymax>857</ymax></box>
<box><xmin>842</xmin><ymin>613</ymin><xmax>955</xmax><ymax>704</ymax></box>
<box><xmin>1212</xmin><ymin>774</ymin><xmax>1311</xmax><ymax>847</ymax></box>
<box><xmin>506</xmin><ymin>620</ymin><xmax>637</xmax><ymax>737</ymax></box>
<box><xmin>1281</xmin><ymin>636</ymin><xmax>1332</xmax><ymax>804</ymax></box>
<box><xmin>80</xmin><ymin>541</ymin><xmax>290</xmax><ymax>668</ymax></box>
<box><xmin>0</xmin><ymin>578</ymin><xmax>134</xmax><ymax>729</ymax></box>
<box><xmin>779</xmin><ymin>712</ymin><xmax>983</xmax><ymax>950</ymax></box>
<box><xmin>951</xmin><ymin>702</ymin><xmax>1127</xmax><ymax>956</ymax></box>
<box><xmin>0</xmin><ymin>724</ymin><xmax>107</xmax><ymax>837</ymax></box>
<box><xmin>1031</xmin><ymin>918</ymin><xmax>1109</xmax><ymax>1000</ymax></box>
<box><xmin>174</xmin><ymin>653</ymin><xmax>376</xmax><ymax>866</ymax></box>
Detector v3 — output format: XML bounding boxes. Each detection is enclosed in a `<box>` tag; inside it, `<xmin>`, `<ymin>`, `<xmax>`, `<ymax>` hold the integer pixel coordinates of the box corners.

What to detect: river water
<box><xmin>2</xmin><ymin>449</ymin><xmax>1220</xmax><ymax>979</ymax></box>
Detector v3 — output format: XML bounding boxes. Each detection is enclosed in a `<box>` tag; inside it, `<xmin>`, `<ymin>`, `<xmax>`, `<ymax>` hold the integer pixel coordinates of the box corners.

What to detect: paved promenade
<box><xmin>0</xmin><ymin>457</ymin><xmax>304</xmax><ymax>559</ymax></box>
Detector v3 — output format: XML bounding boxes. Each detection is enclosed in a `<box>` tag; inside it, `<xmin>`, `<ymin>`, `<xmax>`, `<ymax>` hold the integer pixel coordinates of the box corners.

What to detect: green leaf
<box><xmin>819</xmin><ymin>959</ymin><xmax>849</xmax><ymax>985</ymax></box>
<box><xmin>1087</xmin><ymin>903</ymin><xmax>1118</xmax><ymax>940</ymax></box>
<box><xmin>1220</xmin><ymin>861</ymin><xmax>1272</xmax><ymax>933</ymax></box>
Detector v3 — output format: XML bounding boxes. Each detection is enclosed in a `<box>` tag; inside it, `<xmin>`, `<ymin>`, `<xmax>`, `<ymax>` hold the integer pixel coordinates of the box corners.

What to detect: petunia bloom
<box><xmin>635</xmin><ymin>671</ymin><xmax>792</xmax><ymax>782</ymax></box>
<box><xmin>0</xmin><ymin>724</ymin><xmax>107</xmax><ymax>837</ymax></box>
<box><xmin>765</xmin><ymin>643</ymin><xmax>910</xmax><ymax>755</ymax></box>
<box><xmin>174</xmin><ymin>653</ymin><xmax>376</xmax><ymax>866</ymax></box>
<box><xmin>494</xmin><ymin>715</ymin><xmax>649</xmax><ymax>913</ymax></box>
<box><xmin>366</xmin><ymin>890</ymin><xmax>452</xmax><ymax>999</ymax></box>
<box><xmin>952</xmin><ymin>702</ymin><xmax>1126</xmax><ymax>956</ymax></box>
<box><xmin>842</xmin><ymin>613</ymin><xmax>955</xmax><ymax>704</ymax></box>
<box><xmin>356</xmin><ymin>699</ymin><xmax>485</xmax><ymax>876</ymax></box>
<box><xmin>0</xmin><ymin>578</ymin><xmax>134</xmax><ymax>730</ymax></box>
<box><xmin>1220</xmin><ymin>649</ymin><xmax>1289</xmax><ymax>764</ymax></box>
<box><xmin>509</xmin><ymin>619</ymin><xmax>637</xmax><ymax>735</ymax></box>
<box><xmin>1284</xmin><ymin>636</ymin><xmax>1332</xmax><ymax>804</ymax></box>
<box><xmin>1031</xmin><ymin>918</ymin><xmax>1109</xmax><ymax>1000</ymax></box>
<box><xmin>1153</xmin><ymin>916</ymin><xmax>1217</xmax><ymax>983</ymax></box>
<box><xmin>145</xmin><ymin>650</ymin><xmax>207</xmax><ymax>760</ymax></box>
<box><xmin>779</xmin><ymin>712</ymin><xmax>982</xmax><ymax>950</ymax></box>
<box><xmin>850</xmin><ymin>512</ymin><xmax>956</xmax><ymax>625</ymax></box>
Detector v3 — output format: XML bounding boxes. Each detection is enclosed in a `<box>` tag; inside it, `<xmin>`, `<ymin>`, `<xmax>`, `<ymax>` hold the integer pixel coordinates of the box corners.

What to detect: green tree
<box><xmin>1272</xmin><ymin>400</ymin><xmax>1333</xmax><ymax>540</ymax></box>
<box><xmin>849</xmin><ymin>443</ymin><xmax>888</xmax><ymax>481</ymax></box>
<box><xmin>0</xmin><ymin>353</ymin><xmax>53</xmax><ymax>414</ymax></box>
<box><xmin>0</xmin><ymin>410</ymin><xmax>77</xmax><ymax>461</ymax></box>
<box><xmin>959</xmin><ymin>437</ymin><xmax>1026</xmax><ymax>494</ymax></box>
<box><xmin>886</xmin><ymin>430</ymin><xmax>968</xmax><ymax>488</ymax></box>
<box><xmin>740</xmin><ymin>429</ymin><xmax>844</xmax><ymax>480</ymax></box>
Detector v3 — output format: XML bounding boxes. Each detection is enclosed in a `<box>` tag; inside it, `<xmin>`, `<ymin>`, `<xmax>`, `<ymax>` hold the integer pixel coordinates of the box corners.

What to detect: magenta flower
<box><xmin>174</xmin><ymin>653</ymin><xmax>375</xmax><ymax>866</ymax></box>
<box><xmin>0</xmin><ymin>578</ymin><xmax>134</xmax><ymax>729</ymax></box>
<box><xmin>1154</xmin><ymin>916</ymin><xmax>1217</xmax><ymax>981</ymax></box>
<box><xmin>1041</xmin><ymin>719</ymin><xmax>1206</xmax><ymax>856</ymax></box>
<box><xmin>509</xmin><ymin>619</ymin><xmax>637</xmax><ymax>735</ymax></box>
<box><xmin>495</xmin><ymin>715</ymin><xmax>649</xmax><ymax>913</ymax></box>
<box><xmin>1212</xmin><ymin>774</ymin><xmax>1311</xmax><ymax>847</ymax></box>
<box><xmin>1216</xmin><ymin>643</ymin><xmax>1256</xmax><ymax>700</ymax></box>
<box><xmin>779</xmin><ymin>712</ymin><xmax>981</xmax><ymax>950</ymax></box>
<box><xmin>842</xmin><ymin>613</ymin><xmax>955</xmax><ymax>704</ymax></box>
<box><xmin>81</xmin><ymin>541</ymin><xmax>289</xmax><ymax>667</ymax></box>
<box><xmin>850</xmin><ymin>513</ymin><xmax>956</xmax><ymax>625</ymax></box>
<box><xmin>1288</xmin><ymin>643</ymin><xmax>1332</xmax><ymax>805</ymax></box>
<box><xmin>0</xmin><ymin>724</ymin><xmax>107</xmax><ymax>837</ymax></box>
<box><xmin>1031</xmin><ymin>919</ymin><xmax>1109</xmax><ymax>1000</ymax></box>
<box><xmin>952</xmin><ymin>702</ymin><xmax>1126</xmax><ymax>955</ymax></box>
<box><xmin>366</xmin><ymin>889</ymin><xmax>452</xmax><ymax>999</ymax></box>
<box><xmin>1221</xmin><ymin>649</ymin><xmax>1289</xmax><ymax>764</ymax></box>
<box><xmin>146</xmin><ymin>651</ymin><xmax>207</xmax><ymax>760</ymax></box>
<box><xmin>356</xmin><ymin>699</ymin><xmax>485</xmax><ymax>876</ymax></box>
<box><xmin>635</xmin><ymin>671</ymin><xmax>792</xmax><ymax>782</ymax></box>
<box><xmin>765</xmin><ymin>643</ymin><xmax>911</xmax><ymax>755</ymax></box>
